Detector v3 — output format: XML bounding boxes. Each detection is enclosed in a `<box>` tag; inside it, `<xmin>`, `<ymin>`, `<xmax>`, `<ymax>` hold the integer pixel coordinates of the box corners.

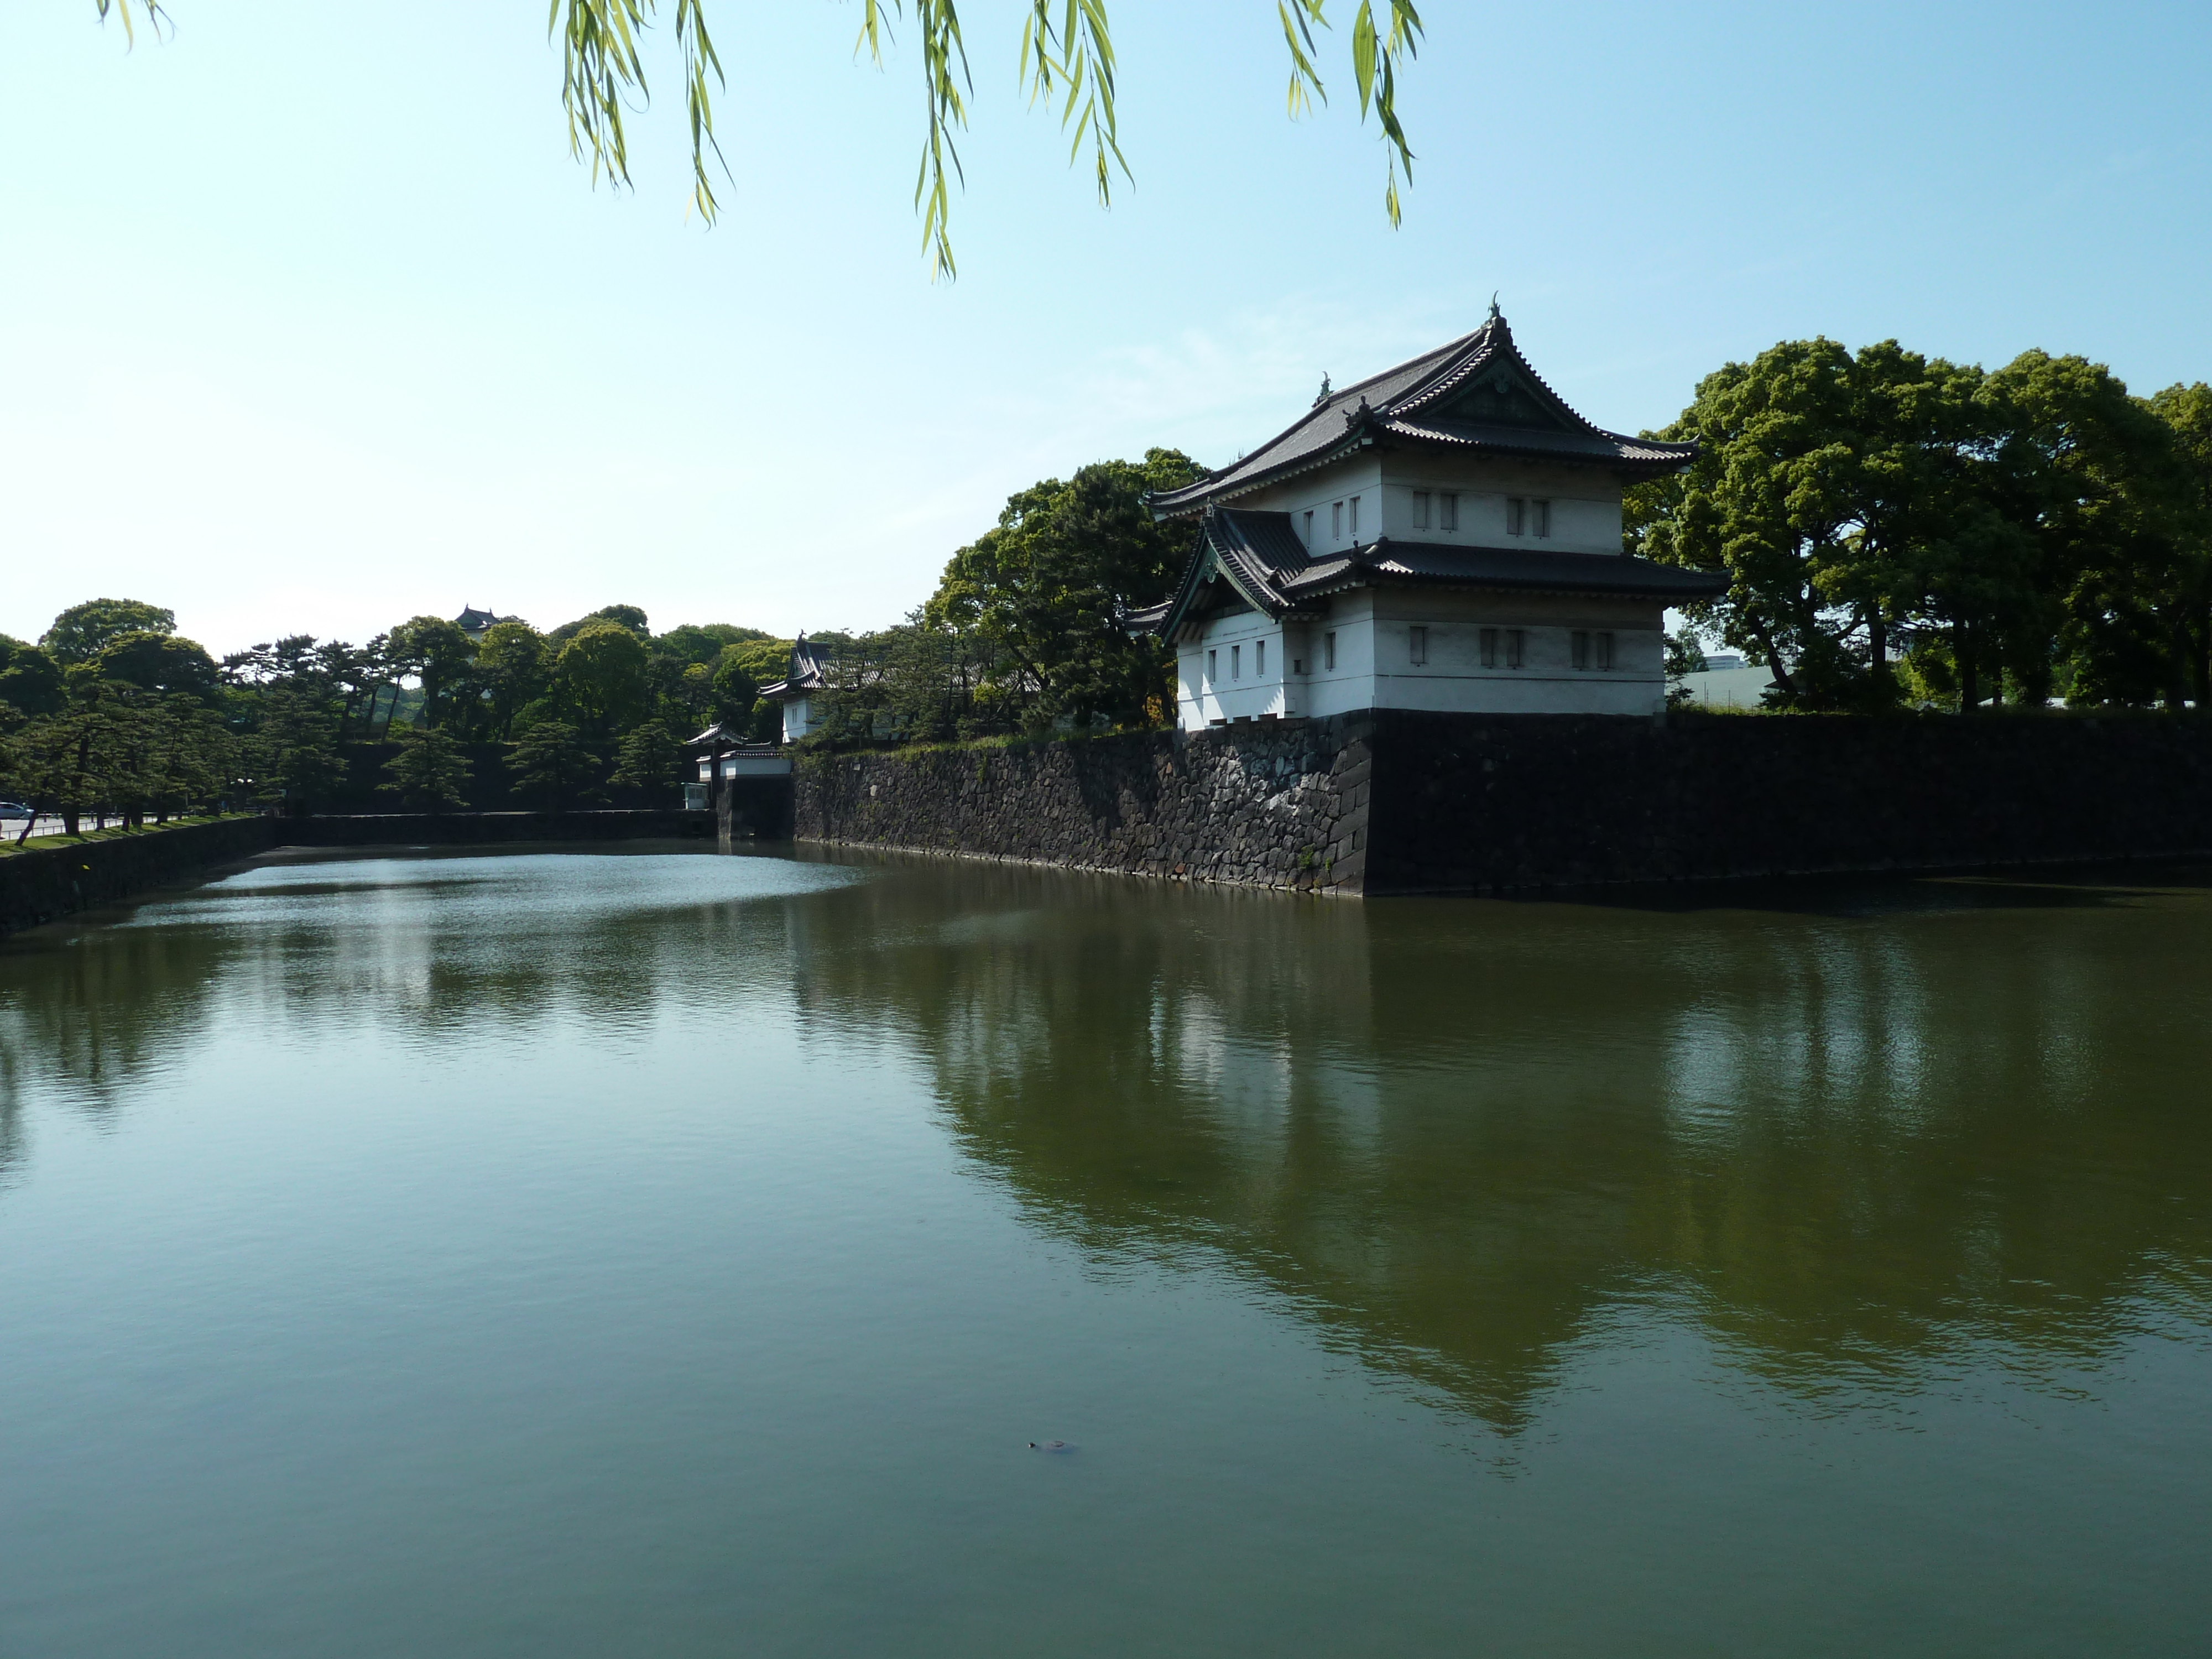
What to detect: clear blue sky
<box><xmin>3</xmin><ymin>2</ymin><xmax>2208</xmax><ymax>656</ymax></box>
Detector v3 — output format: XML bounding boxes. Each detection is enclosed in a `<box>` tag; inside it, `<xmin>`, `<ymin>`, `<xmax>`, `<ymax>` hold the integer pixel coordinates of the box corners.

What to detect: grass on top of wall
<box><xmin>0</xmin><ymin>813</ymin><xmax>257</xmax><ymax>859</ymax></box>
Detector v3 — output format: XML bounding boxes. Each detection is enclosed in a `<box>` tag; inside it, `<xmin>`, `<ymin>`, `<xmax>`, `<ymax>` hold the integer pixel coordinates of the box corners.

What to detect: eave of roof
<box><xmin>1133</xmin><ymin>508</ymin><xmax>1728</xmax><ymax>639</ymax></box>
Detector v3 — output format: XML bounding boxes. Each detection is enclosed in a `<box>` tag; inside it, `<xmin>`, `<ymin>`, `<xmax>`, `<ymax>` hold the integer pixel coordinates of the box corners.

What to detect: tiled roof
<box><xmin>1133</xmin><ymin>507</ymin><xmax>1726</xmax><ymax>638</ymax></box>
<box><xmin>759</xmin><ymin>635</ymin><xmax>828</xmax><ymax>700</ymax></box>
<box><xmin>1148</xmin><ymin>312</ymin><xmax>1695</xmax><ymax>516</ymax></box>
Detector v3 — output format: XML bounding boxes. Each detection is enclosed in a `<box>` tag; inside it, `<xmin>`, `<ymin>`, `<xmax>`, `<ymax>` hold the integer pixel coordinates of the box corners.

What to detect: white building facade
<box><xmin>1131</xmin><ymin>310</ymin><xmax>1724</xmax><ymax>731</ymax></box>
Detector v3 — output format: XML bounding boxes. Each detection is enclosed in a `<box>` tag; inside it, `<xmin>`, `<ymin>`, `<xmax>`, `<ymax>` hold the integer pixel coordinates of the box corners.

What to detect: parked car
<box><xmin>0</xmin><ymin>801</ymin><xmax>34</xmax><ymax>821</ymax></box>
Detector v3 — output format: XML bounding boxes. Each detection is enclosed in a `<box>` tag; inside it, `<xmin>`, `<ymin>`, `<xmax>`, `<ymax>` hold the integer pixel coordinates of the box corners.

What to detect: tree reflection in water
<box><xmin>4</xmin><ymin>846</ymin><xmax>2208</xmax><ymax>1434</ymax></box>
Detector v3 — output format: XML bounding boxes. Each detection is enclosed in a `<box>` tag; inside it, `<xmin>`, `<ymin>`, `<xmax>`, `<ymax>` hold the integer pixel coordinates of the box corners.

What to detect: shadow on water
<box><xmin>4</xmin><ymin>843</ymin><xmax>2210</xmax><ymax>1437</ymax></box>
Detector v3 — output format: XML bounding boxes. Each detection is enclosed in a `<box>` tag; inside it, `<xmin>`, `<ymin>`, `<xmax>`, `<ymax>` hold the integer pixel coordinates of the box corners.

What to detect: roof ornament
<box><xmin>1344</xmin><ymin>395</ymin><xmax>1371</xmax><ymax>429</ymax></box>
<box><xmin>1312</xmin><ymin>372</ymin><xmax>1332</xmax><ymax>408</ymax></box>
<box><xmin>1488</xmin><ymin>291</ymin><xmax>1501</xmax><ymax>322</ymax></box>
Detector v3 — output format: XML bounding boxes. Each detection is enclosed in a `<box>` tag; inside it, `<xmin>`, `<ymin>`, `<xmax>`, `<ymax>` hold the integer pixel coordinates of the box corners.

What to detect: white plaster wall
<box><xmin>1177</xmin><ymin>607</ymin><xmax>1292</xmax><ymax>727</ymax></box>
<box><xmin>1175</xmin><ymin>588</ymin><xmax>1667</xmax><ymax>729</ymax></box>
<box><xmin>782</xmin><ymin>696</ymin><xmax>815</xmax><ymax>744</ymax></box>
<box><xmin>1236</xmin><ymin>453</ymin><xmax>1625</xmax><ymax>556</ymax></box>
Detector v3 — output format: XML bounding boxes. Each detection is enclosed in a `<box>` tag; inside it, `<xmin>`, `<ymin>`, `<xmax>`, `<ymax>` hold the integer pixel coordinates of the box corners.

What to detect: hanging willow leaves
<box><xmin>92</xmin><ymin>1</ymin><xmax>1421</xmax><ymax>272</ymax></box>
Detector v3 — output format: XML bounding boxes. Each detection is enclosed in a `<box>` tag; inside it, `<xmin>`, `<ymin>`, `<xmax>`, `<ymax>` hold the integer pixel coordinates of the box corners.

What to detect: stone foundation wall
<box><xmin>0</xmin><ymin>817</ymin><xmax>278</xmax><ymax>937</ymax></box>
<box><xmin>795</xmin><ymin>716</ymin><xmax>1376</xmax><ymax>892</ymax></box>
<box><xmin>797</xmin><ymin>712</ymin><xmax>2212</xmax><ymax>895</ymax></box>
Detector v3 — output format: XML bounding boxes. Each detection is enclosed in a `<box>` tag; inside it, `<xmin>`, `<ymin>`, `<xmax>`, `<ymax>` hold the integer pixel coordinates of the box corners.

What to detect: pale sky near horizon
<box><xmin>3</xmin><ymin>2</ymin><xmax>2208</xmax><ymax>658</ymax></box>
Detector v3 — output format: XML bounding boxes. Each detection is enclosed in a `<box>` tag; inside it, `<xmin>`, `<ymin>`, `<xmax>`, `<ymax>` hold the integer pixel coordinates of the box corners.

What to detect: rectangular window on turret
<box><xmin>1480</xmin><ymin>628</ymin><xmax>1498</xmax><ymax>668</ymax></box>
<box><xmin>1506</xmin><ymin>498</ymin><xmax>1526</xmax><ymax>536</ymax></box>
<box><xmin>1324</xmin><ymin>632</ymin><xmax>1337</xmax><ymax>671</ymax></box>
<box><xmin>1303</xmin><ymin>510</ymin><xmax>1314</xmax><ymax>547</ymax></box>
<box><xmin>1332</xmin><ymin>501</ymin><xmax>1343</xmax><ymax>538</ymax></box>
<box><xmin>1256</xmin><ymin>639</ymin><xmax>1266</xmax><ymax>677</ymax></box>
<box><xmin>1207</xmin><ymin>649</ymin><xmax>1217</xmax><ymax>684</ymax></box>
<box><xmin>1350</xmin><ymin>496</ymin><xmax>1361</xmax><ymax>539</ymax></box>
<box><xmin>1532</xmin><ymin>499</ymin><xmax>1552</xmax><ymax>538</ymax></box>
<box><xmin>1441</xmin><ymin>492</ymin><xmax>1459</xmax><ymax>531</ymax></box>
<box><xmin>1232</xmin><ymin>645</ymin><xmax>1242</xmax><ymax>680</ymax></box>
<box><xmin>1572</xmin><ymin>630</ymin><xmax>1591</xmax><ymax>670</ymax></box>
<box><xmin>1596</xmin><ymin>630</ymin><xmax>1615</xmax><ymax>670</ymax></box>
<box><xmin>1409</xmin><ymin>626</ymin><xmax>1428</xmax><ymax>666</ymax></box>
<box><xmin>1412</xmin><ymin>490</ymin><xmax>1431</xmax><ymax>529</ymax></box>
<box><xmin>1506</xmin><ymin>629</ymin><xmax>1525</xmax><ymax>668</ymax></box>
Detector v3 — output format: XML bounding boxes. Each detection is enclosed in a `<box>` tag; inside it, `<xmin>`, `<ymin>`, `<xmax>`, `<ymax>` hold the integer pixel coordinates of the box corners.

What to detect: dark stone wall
<box><xmin>0</xmin><ymin>817</ymin><xmax>278</xmax><ymax>937</ymax></box>
<box><xmin>273</xmin><ymin>810</ymin><xmax>716</xmax><ymax>847</ymax></box>
<box><xmin>1368</xmin><ymin>710</ymin><xmax>2212</xmax><ymax>891</ymax></box>
<box><xmin>796</xmin><ymin>712</ymin><xmax>2212</xmax><ymax>896</ymax></box>
<box><xmin>795</xmin><ymin>716</ymin><xmax>1375</xmax><ymax>893</ymax></box>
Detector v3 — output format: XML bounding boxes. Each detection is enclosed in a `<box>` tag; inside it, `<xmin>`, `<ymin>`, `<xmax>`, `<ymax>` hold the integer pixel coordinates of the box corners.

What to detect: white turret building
<box><xmin>1129</xmin><ymin>309</ymin><xmax>1724</xmax><ymax>731</ymax></box>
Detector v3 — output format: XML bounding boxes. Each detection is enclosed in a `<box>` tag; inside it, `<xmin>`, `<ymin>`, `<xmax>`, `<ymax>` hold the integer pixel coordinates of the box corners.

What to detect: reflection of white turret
<box><xmin>758</xmin><ymin>634</ymin><xmax>830</xmax><ymax>745</ymax></box>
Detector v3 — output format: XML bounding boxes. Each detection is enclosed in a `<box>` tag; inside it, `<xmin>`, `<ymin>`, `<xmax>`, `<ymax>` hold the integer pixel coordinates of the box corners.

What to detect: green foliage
<box><xmin>41</xmin><ymin>598</ymin><xmax>175</xmax><ymax>665</ymax></box>
<box><xmin>925</xmin><ymin>447</ymin><xmax>1206</xmax><ymax>731</ymax></box>
<box><xmin>549</xmin><ymin>604</ymin><xmax>650</xmax><ymax>645</ymax></box>
<box><xmin>88</xmin><ymin>631</ymin><xmax>222</xmax><ymax>701</ymax></box>
<box><xmin>608</xmin><ymin>719</ymin><xmax>682</xmax><ymax>794</ymax></box>
<box><xmin>507</xmin><ymin>720</ymin><xmax>605</xmax><ymax>811</ymax></box>
<box><xmin>655</xmin><ymin>622</ymin><xmax>768</xmax><ymax>666</ymax></box>
<box><xmin>474</xmin><ymin>621</ymin><xmax>552</xmax><ymax>740</ymax></box>
<box><xmin>1634</xmin><ymin>337</ymin><xmax>2206</xmax><ymax>712</ymax></box>
<box><xmin>552</xmin><ymin>621</ymin><xmax>651</xmax><ymax>737</ymax></box>
<box><xmin>540</xmin><ymin>0</ymin><xmax>1420</xmax><ymax>276</ymax></box>
<box><xmin>0</xmin><ymin>637</ymin><xmax>65</xmax><ymax>717</ymax></box>
<box><xmin>254</xmin><ymin>689</ymin><xmax>348</xmax><ymax>810</ymax></box>
<box><xmin>379</xmin><ymin>726</ymin><xmax>472</xmax><ymax>813</ymax></box>
<box><xmin>387</xmin><ymin>616</ymin><xmax>479</xmax><ymax>729</ymax></box>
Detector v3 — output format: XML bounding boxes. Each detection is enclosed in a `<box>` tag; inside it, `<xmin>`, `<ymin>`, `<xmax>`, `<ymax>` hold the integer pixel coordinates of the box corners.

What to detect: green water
<box><xmin>2</xmin><ymin>845</ymin><xmax>2208</xmax><ymax>1657</ymax></box>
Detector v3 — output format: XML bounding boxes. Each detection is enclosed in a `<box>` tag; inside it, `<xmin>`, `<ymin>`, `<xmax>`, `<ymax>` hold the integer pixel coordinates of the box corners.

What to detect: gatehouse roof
<box><xmin>1147</xmin><ymin>311</ymin><xmax>1697</xmax><ymax>518</ymax></box>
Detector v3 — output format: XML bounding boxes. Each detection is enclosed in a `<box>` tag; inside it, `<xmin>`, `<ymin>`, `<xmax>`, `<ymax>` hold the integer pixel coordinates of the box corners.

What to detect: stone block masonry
<box><xmin>797</xmin><ymin>712</ymin><xmax>2212</xmax><ymax>896</ymax></box>
<box><xmin>795</xmin><ymin>716</ymin><xmax>1377</xmax><ymax>893</ymax></box>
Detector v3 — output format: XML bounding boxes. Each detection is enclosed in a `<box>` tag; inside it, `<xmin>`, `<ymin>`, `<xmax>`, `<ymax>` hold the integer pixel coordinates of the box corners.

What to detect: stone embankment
<box><xmin>799</xmin><ymin>712</ymin><xmax>2212</xmax><ymax>896</ymax></box>
<box><xmin>0</xmin><ymin>808</ymin><xmax>740</xmax><ymax>938</ymax></box>
<box><xmin>795</xmin><ymin>716</ymin><xmax>1376</xmax><ymax>893</ymax></box>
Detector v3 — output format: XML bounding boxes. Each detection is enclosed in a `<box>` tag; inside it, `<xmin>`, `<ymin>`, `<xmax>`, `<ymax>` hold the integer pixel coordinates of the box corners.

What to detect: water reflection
<box><xmin>783</xmin><ymin>857</ymin><xmax>2212</xmax><ymax>1427</ymax></box>
<box><xmin>4</xmin><ymin>846</ymin><xmax>2209</xmax><ymax>1434</ymax></box>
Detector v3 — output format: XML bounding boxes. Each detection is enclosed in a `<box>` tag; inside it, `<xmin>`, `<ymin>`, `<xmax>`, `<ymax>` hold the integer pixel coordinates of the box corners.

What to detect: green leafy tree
<box><xmin>40</xmin><ymin>598</ymin><xmax>175</xmax><ymax>665</ymax></box>
<box><xmin>97</xmin><ymin>0</ymin><xmax>1425</xmax><ymax>276</ymax></box>
<box><xmin>0</xmin><ymin>636</ymin><xmax>64</xmax><ymax>717</ymax></box>
<box><xmin>2147</xmin><ymin>381</ymin><xmax>2212</xmax><ymax>705</ymax></box>
<box><xmin>553</xmin><ymin>620</ymin><xmax>651</xmax><ymax>737</ymax></box>
<box><xmin>258</xmin><ymin>688</ymin><xmax>349</xmax><ymax>812</ymax></box>
<box><xmin>1988</xmin><ymin>355</ymin><xmax>2199</xmax><ymax>709</ymax></box>
<box><xmin>89</xmin><ymin>631</ymin><xmax>223</xmax><ymax>702</ymax></box>
<box><xmin>387</xmin><ymin>615</ymin><xmax>479</xmax><ymax>730</ymax></box>
<box><xmin>379</xmin><ymin>725</ymin><xmax>472</xmax><ymax>813</ymax></box>
<box><xmin>1632</xmin><ymin>339</ymin><xmax>2024</xmax><ymax>711</ymax></box>
<box><xmin>926</xmin><ymin>447</ymin><xmax>1206</xmax><ymax>729</ymax></box>
<box><xmin>474</xmin><ymin>621</ymin><xmax>552</xmax><ymax>740</ymax></box>
<box><xmin>549</xmin><ymin>604</ymin><xmax>650</xmax><ymax>646</ymax></box>
<box><xmin>508</xmin><ymin>720</ymin><xmax>605</xmax><ymax>811</ymax></box>
<box><xmin>609</xmin><ymin>719</ymin><xmax>684</xmax><ymax>795</ymax></box>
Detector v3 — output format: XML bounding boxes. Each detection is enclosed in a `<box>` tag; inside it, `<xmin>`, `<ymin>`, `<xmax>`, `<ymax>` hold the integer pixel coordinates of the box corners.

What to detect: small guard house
<box><xmin>1129</xmin><ymin>308</ymin><xmax>1726</xmax><ymax>731</ymax></box>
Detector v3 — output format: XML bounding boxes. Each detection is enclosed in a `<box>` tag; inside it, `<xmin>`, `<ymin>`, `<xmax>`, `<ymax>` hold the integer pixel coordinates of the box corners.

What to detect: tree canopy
<box><xmin>1632</xmin><ymin>338</ymin><xmax>2212</xmax><ymax>711</ymax></box>
<box><xmin>40</xmin><ymin>597</ymin><xmax>176</xmax><ymax>665</ymax></box>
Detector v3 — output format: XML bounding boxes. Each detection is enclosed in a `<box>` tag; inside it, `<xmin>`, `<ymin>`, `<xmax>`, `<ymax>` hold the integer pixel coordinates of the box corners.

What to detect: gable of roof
<box><xmin>1147</xmin><ymin>312</ymin><xmax>1696</xmax><ymax>518</ymax></box>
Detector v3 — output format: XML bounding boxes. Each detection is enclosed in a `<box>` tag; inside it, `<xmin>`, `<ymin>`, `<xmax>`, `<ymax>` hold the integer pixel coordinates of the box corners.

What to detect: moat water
<box><xmin>2</xmin><ymin>845</ymin><xmax>2208</xmax><ymax>1656</ymax></box>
